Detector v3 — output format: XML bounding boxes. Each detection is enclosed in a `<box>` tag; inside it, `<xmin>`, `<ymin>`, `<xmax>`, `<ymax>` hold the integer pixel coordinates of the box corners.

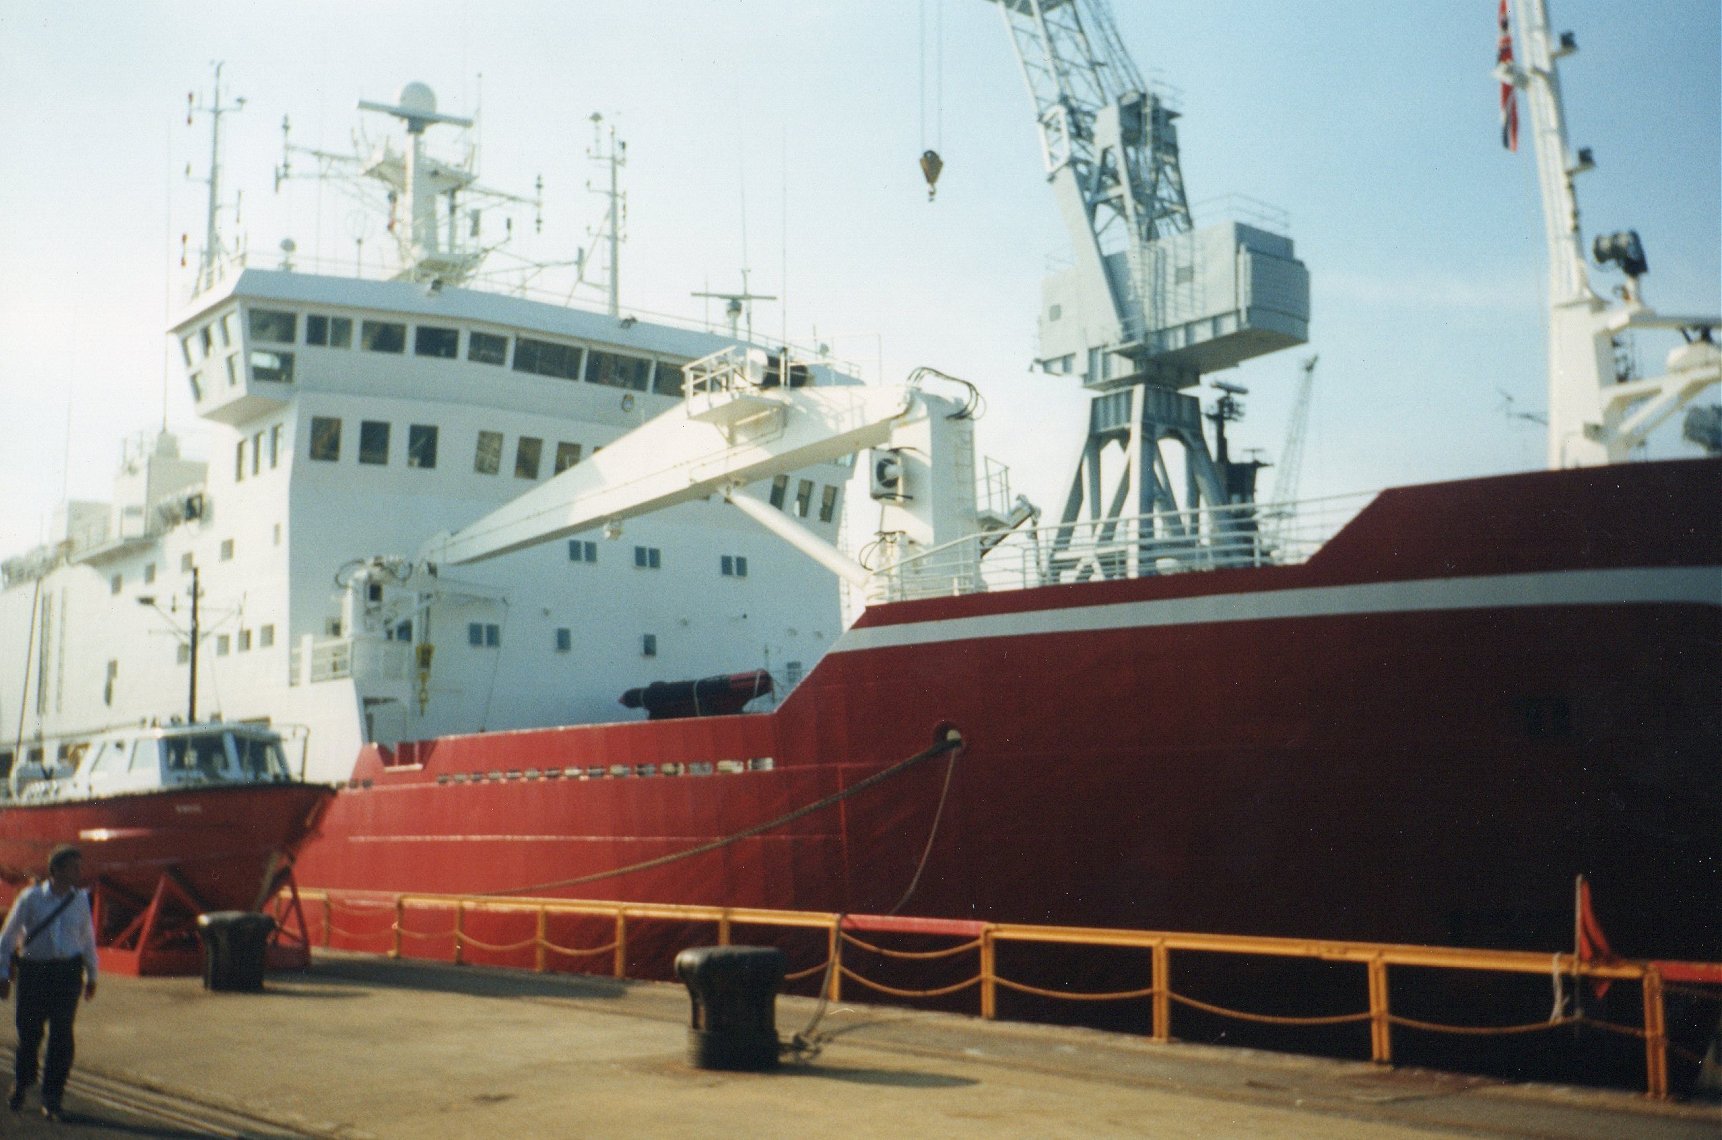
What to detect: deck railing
<box><xmin>289</xmin><ymin>888</ymin><xmax>1720</xmax><ymax>1099</ymax></box>
<box><xmin>869</xmin><ymin>491</ymin><xmax>1375</xmax><ymax>603</ymax></box>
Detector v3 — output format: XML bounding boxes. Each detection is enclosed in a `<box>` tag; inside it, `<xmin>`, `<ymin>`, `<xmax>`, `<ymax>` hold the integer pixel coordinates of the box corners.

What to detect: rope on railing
<box><xmin>541</xmin><ymin>938</ymin><xmax>620</xmax><ymax>960</ymax></box>
<box><xmin>993</xmin><ymin>977</ymin><xmax>1158</xmax><ymax>1002</ymax></box>
<box><xmin>840</xmin><ymin>931</ymin><xmax>982</xmax><ymax>960</ymax></box>
<box><xmin>838</xmin><ymin>965</ymin><xmax>981</xmax><ymax>1000</ymax></box>
<box><xmin>1165</xmin><ymin>991</ymin><xmax>1372</xmax><ymax>1027</ymax></box>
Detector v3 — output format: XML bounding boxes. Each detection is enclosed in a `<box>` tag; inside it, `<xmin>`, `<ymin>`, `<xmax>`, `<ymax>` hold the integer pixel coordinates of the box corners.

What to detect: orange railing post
<box><xmin>1368</xmin><ymin>956</ymin><xmax>1392</xmax><ymax>1065</ymax></box>
<box><xmin>391</xmin><ymin>897</ymin><xmax>404</xmax><ymax>959</ymax></box>
<box><xmin>453</xmin><ymin>900</ymin><xmax>466</xmax><ymax>966</ymax></box>
<box><xmin>535</xmin><ymin>907</ymin><xmax>548</xmax><ymax>973</ymax></box>
<box><xmin>613</xmin><ymin>911</ymin><xmax>627</xmax><ymax>979</ymax></box>
<box><xmin>1151</xmin><ymin>940</ymin><xmax>1170</xmax><ymax>1043</ymax></box>
<box><xmin>1643</xmin><ymin>966</ymin><xmax>1668</xmax><ymax>1099</ymax></box>
<box><xmin>829</xmin><ymin>918</ymin><xmax>842</xmax><ymax>1003</ymax></box>
<box><xmin>980</xmin><ymin>928</ymin><xmax>997</xmax><ymax>1020</ymax></box>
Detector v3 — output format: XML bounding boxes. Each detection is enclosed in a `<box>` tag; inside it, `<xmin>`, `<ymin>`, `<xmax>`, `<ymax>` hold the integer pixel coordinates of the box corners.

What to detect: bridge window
<box><xmin>634</xmin><ymin>546</ymin><xmax>661</xmax><ymax>569</ymax></box>
<box><xmin>251</xmin><ymin>350</ymin><xmax>295</xmax><ymax>383</ymax></box>
<box><xmin>513</xmin><ymin>337</ymin><xmax>582</xmax><ymax>380</ymax></box>
<box><xmin>515</xmin><ymin>436</ymin><xmax>543</xmax><ymax>479</ymax></box>
<box><xmin>415</xmin><ymin>325</ymin><xmax>459</xmax><ymax>358</ymax></box>
<box><xmin>769</xmin><ymin>475</ymin><xmax>788</xmax><ymax>509</ymax></box>
<box><xmin>305</xmin><ymin>315</ymin><xmax>353</xmax><ymax>348</ymax></box>
<box><xmin>794</xmin><ymin>479</ymin><xmax>814</xmax><ymax>518</ymax></box>
<box><xmin>554</xmin><ymin>441</ymin><xmax>582</xmax><ymax>473</ymax></box>
<box><xmin>359</xmin><ymin>421</ymin><xmax>391</xmax><ymax>465</ymax></box>
<box><xmin>361</xmin><ymin>320</ymin><xmax>406</xmax><ymax>353</ymax></box>
<box><xmin>469</xmin><ymin>331</ymin><xmax>509</xmax><ymax>366</ymax></box>
<box><xmin>586</xmin><ymin>349</ymin><xmax>651</xmax><ymax>391</ymax></box>
<box><xmin>819</xmin><ymin>485</ymin><xmax>839</xmax><ymax>523</ymax></box>
<box><xmin>653</xmin><ymin>360</ymin><xmax>686</xmax><ymax>396</ymax></box>
<box><xmin>249</xmin><ymin>309</ymin><xmax>297</xmax><ymax>344</ymax></box>
<box><xmin>568</xmin><ymin>540</ymin><xmax>597</xmax><ymax>563</ymax></box>
<box><xmin>474</xmin><ymin>430</ymin><xmax>503</xmax><ymax>475</ymax></box>
<box><xmin>407</xmin><ymin>424</ymin><xmax>438</xmax><ymax>469</ymax></box>
<box><xmin>309</xmin><ymin>417</ymin><xmax>341</xmax><ymax>462</ymax></box>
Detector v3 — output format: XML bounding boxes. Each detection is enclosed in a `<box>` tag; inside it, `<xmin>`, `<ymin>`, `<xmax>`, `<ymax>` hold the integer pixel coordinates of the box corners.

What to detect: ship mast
<box><xmin>1505</xmin><ymin>0</ymin><xmax>1720</xmax><ymax>467</ymax></box>
<box><xmin>188</xmin><ymin>63</ymin><xmax>245</xmax><ymax>294</ymax></box>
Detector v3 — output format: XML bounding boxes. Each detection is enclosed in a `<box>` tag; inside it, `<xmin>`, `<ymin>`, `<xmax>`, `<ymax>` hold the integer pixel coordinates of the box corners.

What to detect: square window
<box><xmin>769</xmin><ymin>474</ymin><xmax>788</xmax><ymax>509</ymax></box>
<box><xmin>109</xmin><ymin>574</ymin><xmax>122</xmax><ymax>595</ymax></box>
<box><xmin>360</xmin><ymin>320</ymin><xmax>406</xmax><ymax>353</ymax></box>
<box><xmin>259</xmin><ymin>624</ymin><xmax>275</xmax><ymax>648</ymax></box>
<box><xmin>309</xmin><ymin>417</ymin><xmax>342</xmax><ymax>462</ymax></box>
<box><xmin>795</xmin><ymin>479</ymin><xmax>814</xmax><ymax>518</ymax></box>
<box><xmin>514</xmin><ymin>437</ymin><xmax>543</xmax><ymax>480</ymax></box>
<box><xmin>181</xmin><ymin>552</ymin><xmax>194</xmax><ymax>572</ymax></box>
<box><xmin>248</xmin><ymin>308</ymin><xmax>297</xmax><ymax>344</ymax></box>
<box><xmin>554</xmin><ymin>441</ymin><xmax>582</xmax><ymax>473</ymax></box>
<box><xmin>819</xmin><ymin>485</ymin><xmax>839</xmax><ymax>523</ymax></box>
<box><xmin>176</xmin><ymin>643</ymin><xmax>190</xmax><ymax>664</ymax></box>
<box><xmin>415</xmin><ymin>326</ymin><xmax>459</xmax><ymax>358</ymax></box>
<box><xmin>216</xmin><ymin>634</ymin><xmax>231</xmax><ymax>656</ymax></box>
<box><xmin>304</xmin><ymin>315</ymin><xmax>354</xmax><ymax>348</ymax></box>
<box><xmin>468</xmin><ymin>331</ymin><xmax>509</xmax><ymax>366</ymax></box>
<box><xmin>634</xmin><ymin>546</ymin><xmax>660</xmax><ymax>569</ymax></box>
<box><xmin>219</xmin><ymin>538</ymin><xmax>234</xmax><ymax>561</ymax></box>
<box><xmin>143</xmin><ymin>564</ymin><xmax>156</xmax><ymax>585</ymax></box>
<box><xmin>568</xmin><ymin>540</ymin><xmax>597</xmax><ymax>563</ymax></box>
<box><xmin>642</xmin><ymin>634</ymin><xmax>657</xmax><ymax>657</ymax></box>
<box><xmin>408</xmin><ymin>424</ymin><xmax>438</xmax><ymax>469</ymax></box>
<box><xmin>359</xmin><ymin>420</ymin><xmax>391</xmax><ymax>465</ymax></box>
<box><xmin>474</xmin><ymin>431</ymin><xmax>503</xmax><ymax>475</ymax></box>
<box><xmin>555</xmin><ymin>628</ymin><xmax>572</xmax><ymax>653</ymax></box>
<box><xmin>468</xmin><ymin>622</ymin><xmax>484</xmax><ymax>647</ymax></box>
<box><xmin>238</xmin><ymin>629</ymin><xmax>252</xmax><ymax>652</ymax></box>
<box><xmin>652</xmin><ymin>360</ymin><xmax>686</xmax><ymax>397</ymax></box>
<box><xmin>485</xmin><ymin>624</ymin><xmax>500</xmax><ymax>647</ymax></box>
<box><xmin>251</xmin><ymin>349</ymin><xmax>294</xmax><ymax>383</ymax></box>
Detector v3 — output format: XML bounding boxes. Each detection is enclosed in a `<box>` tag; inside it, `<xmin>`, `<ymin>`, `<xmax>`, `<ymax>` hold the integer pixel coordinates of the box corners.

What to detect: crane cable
<box><xmin>919</xmin><ymin>0</ymin><xmax>944</xmax><ymax>200</ymax></box>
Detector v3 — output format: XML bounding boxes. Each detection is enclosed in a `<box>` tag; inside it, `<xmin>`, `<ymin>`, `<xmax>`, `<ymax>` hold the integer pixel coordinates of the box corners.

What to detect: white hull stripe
<box><xmin>832</xmin><ymin>566</ymin><xmax>1722</xmax><ymax>655</ymax></box>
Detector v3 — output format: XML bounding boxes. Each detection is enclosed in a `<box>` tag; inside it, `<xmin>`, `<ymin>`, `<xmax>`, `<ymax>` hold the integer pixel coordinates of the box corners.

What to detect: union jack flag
<box><xmin>1497</xmin><ymin>0</ymin><xmax>1520</xmax><ymax>151</ymax></box>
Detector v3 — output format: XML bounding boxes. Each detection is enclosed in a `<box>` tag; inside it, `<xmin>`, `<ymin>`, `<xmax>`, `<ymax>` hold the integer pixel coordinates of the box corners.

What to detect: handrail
<box><xmin>287</xmin><ymin>888</ymin><xmax>1721</xmax><ymax>1099</ymax></box>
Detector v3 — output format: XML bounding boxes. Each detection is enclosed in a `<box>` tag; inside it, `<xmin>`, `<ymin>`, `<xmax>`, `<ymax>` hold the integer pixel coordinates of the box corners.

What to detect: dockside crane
<box><xmin>983</xmin><ymin>0</ymin><xmax>1310</xmax><ymax>575</ymax></box>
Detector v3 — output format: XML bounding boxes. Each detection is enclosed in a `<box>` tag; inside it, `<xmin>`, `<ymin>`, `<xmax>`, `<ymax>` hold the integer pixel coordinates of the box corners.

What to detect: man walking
<box><xmin>0</xmin><ymin>844</ymin><xmax>98</xmax><ymax>1121</ymax></box>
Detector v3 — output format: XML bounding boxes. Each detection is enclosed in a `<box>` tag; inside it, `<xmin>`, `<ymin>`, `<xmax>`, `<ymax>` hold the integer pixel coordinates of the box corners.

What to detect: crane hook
<box><xmin>919</xmin><ymin>149</ymin><xmax>943</xmax><ymax>201</ymax></box>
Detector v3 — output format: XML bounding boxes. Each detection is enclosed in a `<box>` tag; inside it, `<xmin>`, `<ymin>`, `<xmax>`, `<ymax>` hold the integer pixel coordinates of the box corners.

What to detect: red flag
<box><xmin>1497</xmin><ymin>0</ymin><xmax>1520</xmax><ymax>151</ymax></box>
<box><xmin>1576</xmin><ymin>875</ymin><xmax>1616</xmax><ymax>998</ymax></box>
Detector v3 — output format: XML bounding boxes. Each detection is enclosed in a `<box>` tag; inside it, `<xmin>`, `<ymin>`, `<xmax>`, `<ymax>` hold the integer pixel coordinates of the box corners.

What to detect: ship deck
<box><xmin>13</xmin><ymin>951</ymin><xmax>1718</xmax><ymax>1138</ymax></box>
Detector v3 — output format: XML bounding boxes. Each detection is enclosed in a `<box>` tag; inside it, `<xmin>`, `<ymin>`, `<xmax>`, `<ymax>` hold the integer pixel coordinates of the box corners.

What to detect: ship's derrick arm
<box><xmin>423</xmin><ymin>348</ymin><xmax>985</xmax><ymax>594</ymax></box>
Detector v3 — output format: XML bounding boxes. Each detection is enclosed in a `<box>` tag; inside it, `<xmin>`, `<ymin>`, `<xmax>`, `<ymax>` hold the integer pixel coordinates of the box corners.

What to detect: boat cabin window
<box><xmin>249</xmin><ymin>309</ymin><xmax>298</xmax><ymax>345</ymax></box>
<box><xmin>251</xmin><ymin>349</ymin><xmax>295</xmax><ymax>384</ymax></box>
<box><xmin>415</xmin><ymin>326</ymin><xmax>459</xmax><ymax>358</ymax></box>
<box><xmin>513</xmin><ymin>337</ymin><xmax>582</xmax><ymax>380</ymax></box>
<box><xmin>305</xmin><ymin>314</ymin><xmax>353</xmax><ymax>348</ymax></box>
<box><xmin>652</xmin><ymin>360</ymin><xmax>686</xmax><ymax>397</ymax></box>
<box><xmin>234</xmin><ymin>736</ymin><xmax>292</xmax><ymax>782</ymax></box>
<box><xmin>468</xmin><ymin>331</ymin><xmax>509</xmax><ymax>366</ymax></box>
<box><xmin>361</xmin><ymin>320</ymin><xmax>407</xmax><ymax>353</ymax></box>
<box><xmin>163</xmin><ymin>734</ymin><xmax>233</xmax><ymax>780</ymax></box>
<box><xmin>585</xmin><ymin>349</ymin><xmax>651</xmax><ymax>391</ymax></box>
<box><xmin>85</xmin><ymin>739</ymin><xmax>132</xmax><ymax>780</ymax></box>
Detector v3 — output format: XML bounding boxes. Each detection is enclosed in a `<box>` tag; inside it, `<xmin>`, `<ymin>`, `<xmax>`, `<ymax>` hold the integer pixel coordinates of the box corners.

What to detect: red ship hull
<box><xmin>298</xmin><ymin>460</ymin><xmax>1722</xmax><ymax>964</ymax></box>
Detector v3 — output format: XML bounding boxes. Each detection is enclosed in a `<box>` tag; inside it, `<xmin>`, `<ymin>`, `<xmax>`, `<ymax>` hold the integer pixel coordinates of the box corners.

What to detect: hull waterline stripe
<box><xmin>833</xmin><ymin>566</ymin><xmax>1722</xmax><ymax>654</ymax></box>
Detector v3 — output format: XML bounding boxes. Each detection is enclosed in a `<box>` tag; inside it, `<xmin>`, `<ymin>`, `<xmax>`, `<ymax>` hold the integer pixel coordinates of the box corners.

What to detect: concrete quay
<box><xmin>4</xmin><ymin>951</ymin><xmax>1718</xmax><ymax>1138</ymax></box>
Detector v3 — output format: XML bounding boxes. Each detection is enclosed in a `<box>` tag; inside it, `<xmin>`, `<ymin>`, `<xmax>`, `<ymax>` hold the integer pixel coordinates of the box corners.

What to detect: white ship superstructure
<box><xmin>1</xmin><ymin>83</ymin><xmax>852</xmax><ymax>786</ymax></box>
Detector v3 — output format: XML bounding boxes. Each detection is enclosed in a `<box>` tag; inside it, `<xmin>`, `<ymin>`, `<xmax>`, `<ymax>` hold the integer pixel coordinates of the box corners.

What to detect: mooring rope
<box><xmin>482</xmin><ymin>732</ymin><xmax>964</xmax><ymax>898</ymax></box>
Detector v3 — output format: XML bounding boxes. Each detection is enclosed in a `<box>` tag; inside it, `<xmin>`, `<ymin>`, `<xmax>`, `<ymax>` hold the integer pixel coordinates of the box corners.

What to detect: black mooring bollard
<box><xmin>196</xmin><ymin>911</ymin><xmax>277</xmax><ymax>992</ymax></box>
<box><xmin>674</xmin><ymin>945</ymin><xmax>787</xmax><ymax>1071</ymax></box>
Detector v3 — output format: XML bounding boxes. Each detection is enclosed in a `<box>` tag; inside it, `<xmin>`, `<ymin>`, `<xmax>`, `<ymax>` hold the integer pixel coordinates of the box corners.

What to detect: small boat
<box><xmin>0</xmin><ymin>720</ymin><xmax>334</xmax><ymax>975</ymax></box>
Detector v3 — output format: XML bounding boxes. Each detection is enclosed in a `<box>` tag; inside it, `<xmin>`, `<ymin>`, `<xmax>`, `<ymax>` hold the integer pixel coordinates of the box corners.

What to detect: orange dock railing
<box><xmin>286</xmin><ymin>889</ymin><xmax>1721</xmax><ymax>1099</ymax></box>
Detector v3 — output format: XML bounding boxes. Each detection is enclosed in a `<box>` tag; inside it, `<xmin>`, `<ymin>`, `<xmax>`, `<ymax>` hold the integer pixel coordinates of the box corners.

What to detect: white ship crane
<box><xmin>1501</xmin><ymin>0</ymin><xmax>1719</xmax><ymax>467</ymax></box>
<box><xmin>418</xmin><ymin>347</ymin><xmax>988</xmax><ymax>601</ymax></box>
<box><xmin>983</xmin><ymin>0</ymin><xmax>1309</xmax><ymax>574</ymax></box>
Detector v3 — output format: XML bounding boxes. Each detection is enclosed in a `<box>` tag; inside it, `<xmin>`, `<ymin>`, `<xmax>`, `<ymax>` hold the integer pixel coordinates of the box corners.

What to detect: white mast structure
<box><xmin>1504</xmin><ymin>0</ymin><xmax>1719</xmax><ymax>468</ymax></box>
<box><xmin>188</xmin><ymin>63</ymin><xmax>245</xmax><ymax>294</ymax></box>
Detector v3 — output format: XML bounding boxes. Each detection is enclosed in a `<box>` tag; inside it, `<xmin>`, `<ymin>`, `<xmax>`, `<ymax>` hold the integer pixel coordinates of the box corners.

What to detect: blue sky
<box><xmin>1</xmin><ymin>1</ymin><xmax>1717</xmax><ymax>559</ymax></box>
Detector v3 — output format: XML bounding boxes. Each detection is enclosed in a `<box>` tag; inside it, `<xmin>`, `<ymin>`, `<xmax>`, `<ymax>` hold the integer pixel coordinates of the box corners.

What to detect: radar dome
<box><xmin>397</xmin><ymin>82</ymin><xmax>437</xmax><ymax>118</ymax></box>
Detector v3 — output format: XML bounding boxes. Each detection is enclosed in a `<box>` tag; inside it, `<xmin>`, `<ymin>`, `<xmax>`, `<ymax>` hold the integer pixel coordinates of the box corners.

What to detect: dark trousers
<box><xmin>13</xmin><ymin>958</ymin><xmax>84</xmax><ymax>1104</ymax></box>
